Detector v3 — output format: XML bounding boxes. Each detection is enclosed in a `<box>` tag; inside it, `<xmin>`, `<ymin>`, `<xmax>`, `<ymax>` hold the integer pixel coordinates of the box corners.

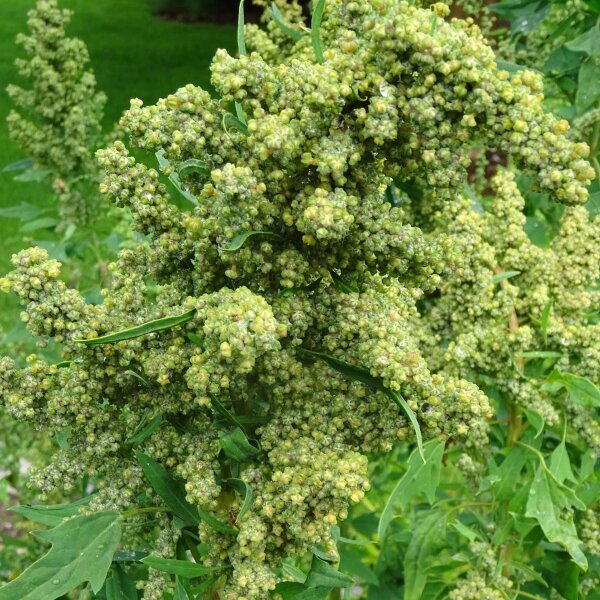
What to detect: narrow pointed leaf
<box><xmin>196</xmin><ymin>506</ymin><xmax>237</xmax><ymax>535</ymax></box>
<box><xmin>492</xmin><ymin>270</ymin><xmax>520</xmax><ymax>284</ymax></box>
<box><xmin>271</xmin><ymin>2</ymin><xmax>303</xmax><ymax>41</ymax></box>
<box><xmin>222</xmin><ymin>230</ymin><xmax>284</xmax><ymax>253</ymax></box>
<box><xmin>136</xmin><ymin>452</ymin><xmax>199</xmax><ymax>526</ymax></box>
<box><xmin>126</xmin><ymin>414</ymin><xmax>162</xmax><ymax>447</ymax></box>
<box><xmin>76</xmin><ymin>309</ymin><xmax>195</xmax><ymax>346</ymax></box>
<box><xmin>179</xmin><ymin>159</ymin><xmax>210</xmax><ymax>179</ymax></box>
<box><xmin>227</xmin><ymin>478</ymin><xmax>254</xmax><ymax>523</ymax></box>
<box><xmin>222</xmin><ymin>112</ymin><xmax>249</xmax><ymax>135</ymax></box>
<box><xmin>0</xmin><ymin>511</ymin><xmax>121</xmax><ymax>599</ymax></box>
<box><xmin>311</xmin><ymin>0</ymin><xmax>326</xmax><ymax>63</ymax></box>
<box><xmin>11</xmin><ymin>496</ymin><xmax>93</xmax><ymax>527</ymax></box>
<box><xmin>141</xmin><ymin>556</ymin><xmax>219</xmax><ymax>577</ymax></box>
<box><xmin>238</xmin><ymin>0</ymin><xmax>246</xmax><ymax>56</ymax></box>
<box><xmin>219</xmin><ymin>428</ymin><xmax>259</xmax><ymax>461</ymax></box>
<box><xmin>541</xmin><ymin>299</ymin><xmax>553</xmax><ymax>342</ymax></box>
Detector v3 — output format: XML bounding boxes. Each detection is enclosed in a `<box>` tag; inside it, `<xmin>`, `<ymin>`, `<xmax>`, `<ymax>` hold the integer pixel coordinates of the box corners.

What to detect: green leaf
<box><xmin>330</xmin><ymin>271</ymin><xmax>358</xmax><ymax>293</ymax></box>
<box><xmin>0</xmin><ymin>511</ymin><xmax>122</xmax><ymax>599</ymax></box>
<box><xmin>105</xmin><ymin>564</ymin><xmax>137</xmax><ymax>600</ymax></box>
<box><xmin>178</xmin><ymin>159</ymin><xmax>210</xmax><ymax>179</ymax></box>
<box><xmin>492</xmin><ymin>270</ymin><xmax>520</xmax><ymax>284</ymax></box>
<box><xmin>298</xmin><ymin>349</ymin><xmax>425</xmax><ymax>461</ymax></box>
<box><xmin>525</xmin><ymin>465</ymin><xmax>587</xmax><ymax>570</ymax></box>
<box><xmin>219</xmin><ymin>428</ymin><xmax>259</xmax><ymax>461</ymax></box>
<box><xmin>209</xmin><ymin>395</ymin><xmax>246</xmax><ymax>431</ymax></box>
<box><xmin>222</xmin><ymin>230</ymin><xmax>284</xmax><ymax>253</ymax></box>
<box><xmin>311</xmin><ymin>0</ymin><xmax>326</xmax><ymax>64</ymax></box>
<box><xmin>550</xmin><ymin>441</ymin><xmax>577</xmax><ymax>485</ymax></box>
<box><xmin>187</xmin><ymin>332</ymin><xmax>204</xmax><ymax>348</ymax></box>
<box><xmin>196</xmin><ymin>505</ymin><xmax>237</xmax><ymax>535</ymax></box>
<box><xmin>0</xmin><ymin>202</ymin><xmax>48</xmax><ymax>221</ymax></box>
<box><xmin>576</xmin><ymin>60</ymin><xmax>600</xmax><ymax>114</ymax></box>
<box><xmin>20</xmin><ymin>217</ymin><xmax>59</xmax><ymax>232</ymax></box>
<box><xmin>493</xmin><ymin>446</ymin><xmax>528</xmax><ymax>502</ymax></box>
<box><xmin>451</xmin><ymin>520</ymin><xmax>481</xmax><ymax>542</ymax></box>
<box><xmin>403</xmin><ymin>512</ymin><xmax>447</xmax><ymax>600</ymax></box>
<box><xmin>13</xmin><ymin>168</ymin><xmax>48</xmax><ymax>182</ymax></box>
<box><xmin>141</xmin><ymin>556</ymin><xmax>218</xmax><ymax>577</ymax></box>
<box><xmin>238</xmin><ymin>0</ymin><xmax>246</xmax><ymax>56</ymax></box>
<box><xmin>76</xmin><ymin>309</ymin><xmax>195</xmax><ymax>346</ymax></box>
<box><xmin>136</xmin><ymin>452</ymin><xmax>199</xmax><ymax>526</ymax></box>
<box><xmin>271</xmin><ymin>2</ymin><xmax>303</xmax><ymax>41</ymax></box>
<box><xmin>155</xmin><ymin>149</ymin><xmax>198</xmax><ymax>206</ymax></box>
<box><xmin>3</xmin><ymin>158</ymin><xmax>33</xmax><ymax>172</ymax></box>
<box><xmin>523</xmin><ymin>408</ymin><xmax>544</xmax><ymax>439</ymax></box>
<box><xmin>520</xmin><ymin>351</ymin><xmax>561</xmax><ymax>359</ymax></box>
<box><xmin>544</xmin><ymin>370</ymin><xmax>600</xmax><ymax>407</ymax></box>
<box><xmin>227</xmin><ymin>478</ymin><xmax>254</xmax><ymax>523</ymax></box>
<box><xmin>565</xmin><ymin>26</ymin><xmax>600</xmax><ymax>56</ymax></box>
<box><xmin>175</xmin><ymin>577</ymin><xmax>191</xmax><ymax>600</ymax></box>
<box><xmin>378</xmin><ymin>440</ymin><xmax>444</xmax><ymax>540</ymax></box>
<box><xmin>496</xmin><ymin>60</ymin><xmax>529</xmax><ymax>73</ymax></box>
<box><xmin>274</xmin><ymin>582</ymin><xmax>330</xmax><ymax>599</ymax></box>
<box><xmin>305</xmin><ymin>556</ymin><xmax>352</xmax><ymax>588</ymax></box>
<box><xmin>126</xmin><ymin>414</ymin><xmax>162</xmax><ymax>447</ymax></box>
<box><xmin>541</xmin><ymin>299</ymin><xmax>553</xmax><ymax>342</ymax></box>
<box><xmin>222</xmin><ymin>112</ymin><xmax>249</xmax><ymax>135</ymax></box>
<box><xmin>11</xmin><ymin>496</ymin><xmax>93</xmax><ymax>527</ymax></box>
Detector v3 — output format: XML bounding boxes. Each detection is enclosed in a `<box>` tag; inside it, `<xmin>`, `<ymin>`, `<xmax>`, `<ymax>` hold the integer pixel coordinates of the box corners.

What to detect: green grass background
<box><xmin>0</xmin><ymin>0</ymin><xmax>234</xmax><ymax>334</ymax></box>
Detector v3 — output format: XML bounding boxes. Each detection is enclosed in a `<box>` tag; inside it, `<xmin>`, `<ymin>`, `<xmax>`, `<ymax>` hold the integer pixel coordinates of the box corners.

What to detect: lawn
<box><xmin>0</xmin><ymin>0</ymin><xmax>235</xmax><ymax>335</ymax></box>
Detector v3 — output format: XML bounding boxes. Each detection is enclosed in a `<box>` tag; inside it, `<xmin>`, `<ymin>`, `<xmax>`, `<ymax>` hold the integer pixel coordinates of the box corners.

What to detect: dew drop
<box><xmin>52</xmin><ymin>579</ymin><xmax>60</xmax><ymax>585</ymax></box>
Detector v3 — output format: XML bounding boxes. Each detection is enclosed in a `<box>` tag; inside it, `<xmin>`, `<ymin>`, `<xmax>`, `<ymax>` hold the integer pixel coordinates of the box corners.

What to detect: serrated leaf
<box><xmin>136</xmin><ymin>452</ymin><xmax>199</xmax><ymax>526</ymax></box>
<box><xmin>525</xmin><ymin>465</ymin><xmax>587</xmax><ymax>569</ymax></box>
<box><xmin>222</xmin><ymin>230</ymin><xmax>284</xmax><ymax>253</ymax></box>
<box><xmin>403</xmin><ymin>512</ymin><xmax>447</xmax><ymax>600</ymax></box>
<box><xmin>298</xmin><ymin>349</ymin><xmax>425</xmax><ymax>461</ymax></box>
<box><xmin>0</xmin><ymin>511</ymin><xmax>121</xmax><ymax>599</ymax></box>
<box><xmin>305</xmin><ymin>556</ymin><xmax>352</xmax><ymax>588</ymax></box>
<box><xmin>378</xmin><ymin>440</ymin><xmax>444</xmax><ymax>540</ymax></box>
<box><xmin>227</xmin><ymin>478</ymin><xmax>254</xmax><ymax>523</ymax></box>
<box><xmin>105</xmin><ymin>564</ymin><xmax>137</xmax><ymax>600</ymax></box>
<box><xmin>76</xmin><ymin>309</ymin><xmax>195</xmax><ymax>346</ymax></box>
<box><xmin>492</xmin><ymin>270</ymin><xmax>520</xmax><ymax>284</ymax></box>
<box><xmin>141</xmin><ymin>556</ymin><xmax>219</xmax><ymax>577</ymax></box>
<box><xmin>219</xmin><ymin>428</ymin><xmax>259</xmax><ymax>461</ymax></box>
<box><xmin>271</xmin><ymin>2</ymin><xmax>304</xmax><ymax>41</ymax></box>
<box><xmin>11</xmin><ymin>496</ymin><xmax>93</xmax><ymax>527</ymax></box>
<box><xmin>550</xmin><ymin>441</ymin><xmax>577</xmax><ymax>485</ymax></box>
<box><xmin>238</xmin><ymin>0</ymin><xmax>246</xmax><ymax>56</ymax></box>
<box><xmin>311</xmin><ymin>0</ymin><xmax>326</xmax><ymax>64</ymax></box>
<box><xmin>544</xmin><ymin>370</ymin><xmax>600</xmax><ymax>407</ymax></box>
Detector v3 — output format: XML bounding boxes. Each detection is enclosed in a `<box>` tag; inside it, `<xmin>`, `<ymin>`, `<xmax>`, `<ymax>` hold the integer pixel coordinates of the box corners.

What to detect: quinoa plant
<box><xmin>0</xmin><ymin>1</ymin><xmax>598</xmax><ymax>599</ymax></box>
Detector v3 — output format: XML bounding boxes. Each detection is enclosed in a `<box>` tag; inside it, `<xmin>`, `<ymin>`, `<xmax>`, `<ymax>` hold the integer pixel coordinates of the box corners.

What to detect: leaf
<box><xmin>550</xmin><ymin>441</ymin><xmax>577</xmax><ymax>485</ymax></box>
<box><xmin>196</xmin><ymin>505</ymin><xmax>237</xmax><ymax>535</ymax></box>
<box><xmin>13</xmin><ymin>168</ymin><xmax>48</xmax><ymax>182</ymax></box>
<box><xmin>378</xmin><ymin>440</ymin><xmax>444</xmax><ymax>540</ymax></box>
<box><xmin>463</xmin><ymin>181</ymin><xmax>484</xmax><ymax>213</ymax></box>
<box><xmin>451</xmin><ymin>521</ymin><xmax>481</xmax><ymax>542</ymax></box>
<box><xmin>544</xmin><ymin>370</ymin><xmax>600</xmax><ymax>407</ymax></box>
<box><xmin>3</xmin><ymin>158</ymin><xmax>33</xmax><ymax>172</ymax></box>
<box><xmin>141</xmin><ymin>556</ymin><xmax>218</xmax><ymax>577</ymax></box>
<box><xmin>525</xmin><ymin>465</ymin><xmax>587</xmax><ymax>570</ymax></box>
<box><xmin>238</xmin><ymin>0</ymin><xmax>246</xmax><ymax>56</ymax></box>
<box><xmin>222</xmin><ymin>112</ymin><xmax>249</xmax><ymax>135</ymax></box>
<box><xmin>311</xmin><ymin>0</ymin><xmax>326</xmax><ymax>64</ymax></box>
<box><xmin>105</xmin><ymin>564</ymin><xmax>137</xmax><ymax>600</ymax></box>
<box><xmin>274</xmin><ymin>583</ymin><xmax>330</xmax><ymax>600</ymax></box>
<box><xmin>298</xmin><ymin>349</ymin><xmax>425</xmax><ymax>461</ymax></box>
<box><xmin>493</xmin><ymin>446</ymin><xmax>528</xmax><ymax>502</ymax></box>
<box><xmin>20</xmin><ymin>217</ymin><xmax>59</xmax><ymax>232</ymax></box>
<box><xmin>0</xmin><ymin>202</ymin><xmax>48</xmax><ymax>221</ymax></box>
<box><xmin>520</xmin><ymin>351</ymin><xmax>561</xmax><ymax>359</ymax></box>
<box><xmin>227</xmin><ymin>478</ymin><xmax>254</xmax><ymax>523</ymax></box>
<box><xmin>403</xmin><ymin>512</ymin><xmax>447</xmax><ymax>600</ymax></box>
<box><xmin>126</xmin><ymin>414</ymin><xmax>162</xmax><ymax>447</ymax></box>
<box><xmin>155</xmin><ymin>149</ymin><xmax>198</xmax><ymax>206</ymax></box>
<box><xmin>330</xmin><ymin>271</ymin><xmax>358</xmax><ymax>293</ymax></box>
<box><xmin>271</xmin><ymin>2</ymin><xmax>304</xmax><ymax>41</ymax></box>
<box><xmin>305</xmin><ymin>556</ymin><xmax>352</xmax><ymax>588</ymax></box>
<box><xmin>222</xmin><ymin>230</ymin><xmax>284</xmax><ymax>253</ymax></box>
<box><xmin>492</xmin><ymin>270</ymin><xmax>520</xmax><ymax>284</ymax></box>
<box><xmin>219</xmin><ymin>428</ymin><xmax>259</xmax><ymax>462</ymax></box>
<box><xmin>187</xmin><ymin>332</ymin><xmax>204</xmax><ymax>348</ymax></box>
<box><xmin>209</xmin><ymin>395</ymin><xmax>246</xmax><ymax>431</ymax></box>
<box><xmin>136</xmin><ymin>452</ymin><xmax>199</xmax><ymax>526</ymax></box>
<box><xmin>523</xmin><ymin>408</ymin><xmax>544</xmax><ymax>438</ymax></box>
<box><xmin>76</xmin><ymin>309</ymin><xmax>195</xmax><ymax>346</ymax></box>
<box><xmin>178</xmin><ymin>159</ymin><xmax>210</xmax><ymax>179</ymax></box>
<box><xmin>576</xmin><ymin>60</ymin><xmax>600</xmax><ymax>114</ymax></box>
<box><xmin>339</xmin><ymin>547</ymin><xmax>379</xmax><ymax>586</ymax></box>
<box><xmin>540</xmin><ymin>299</ymin><xmax>553</xmax><ymax>342</ymax></box>
<box><xmin>565</xmin><ymin>26</ymin><xmax>600</xmax><ymax>56</ymax></box>
<box><xmin>0</xmin><ymin>511</ymin><xmax>122</xmax><ymax>599</ymax></box>
<box><xmin>496</xmin><ymin>60</ymin><xmax>529</xmax><ymax>73</ymax></box>
<box><xmin>11</xmin><ymin>496</ymin><xmax>93</xmax><ymax>527</ymax></box>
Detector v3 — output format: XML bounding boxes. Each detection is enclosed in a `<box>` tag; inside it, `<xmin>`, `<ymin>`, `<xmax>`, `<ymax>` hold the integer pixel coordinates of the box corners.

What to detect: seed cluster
<box><xmin>0</xmin><ymin>1</ymin><xmax>597</xmax><ymax>598</ymax></box>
